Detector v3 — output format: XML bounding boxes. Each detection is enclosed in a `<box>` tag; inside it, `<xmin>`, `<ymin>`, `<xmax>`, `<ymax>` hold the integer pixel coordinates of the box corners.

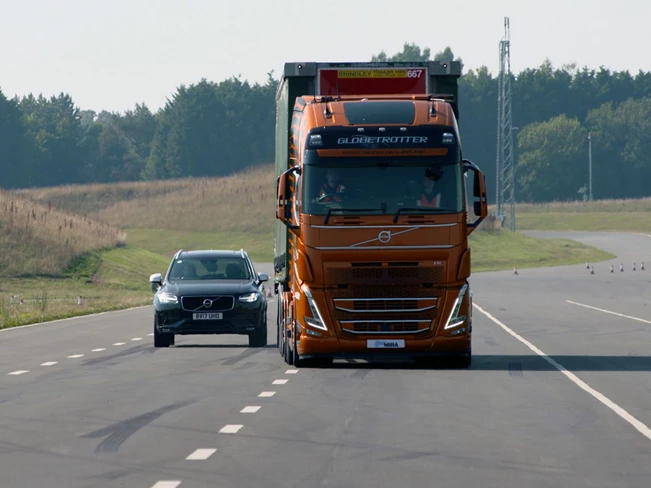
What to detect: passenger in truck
<box><xmin>318</xmin><ymin>169</ymin><xmax>346</xmax><ymax>202</ymax></box>
<box><xmin>419</xmin><ymin>169</ymin><xmax>443</xmax><ymax>208</ymax></box>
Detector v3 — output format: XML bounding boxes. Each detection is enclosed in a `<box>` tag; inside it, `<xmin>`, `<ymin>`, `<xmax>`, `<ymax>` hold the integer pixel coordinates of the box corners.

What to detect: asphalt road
<box><xmin>2</xmin><ymin>235</ymin><xmax>651</xmax><ymax>488</ymax></box>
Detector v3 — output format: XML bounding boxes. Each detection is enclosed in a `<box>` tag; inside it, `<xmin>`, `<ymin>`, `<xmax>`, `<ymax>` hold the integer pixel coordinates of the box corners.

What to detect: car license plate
<box><xmin>193</xmin><ymin>312</ymin><xmax>223</xmax><ymax>320</ymax></box>
<box><xmin>367</xmin><ymin>339</ymin><xmax>405</xmax><ymax>349</ymax></box>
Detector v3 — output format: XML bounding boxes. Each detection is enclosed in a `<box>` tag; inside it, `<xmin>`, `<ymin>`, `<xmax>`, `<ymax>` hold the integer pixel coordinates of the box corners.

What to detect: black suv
<box><xmin>149</xmin><ymin>249</ymin><xmax>269</xmax><ymax>348</ymax></box>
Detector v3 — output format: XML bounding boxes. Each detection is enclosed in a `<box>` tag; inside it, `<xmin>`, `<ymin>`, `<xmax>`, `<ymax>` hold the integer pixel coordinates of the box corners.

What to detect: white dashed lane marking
<box><xmin>151</xmin><ymin>482</ymin><xmax>181</xmax><ymax>488</ymax></box>
<box><xmin>8</xmin><ymin>370</ymin><xmax>29</xmax><ymax>376</ymax></box>
<box><xmin>41</xmin><ymin>362</ymin><xmax>58</xmax><ymax>367</ymax></box>
<box><xmin>113</xmin><ymin>342</ymin><xmax>126</xmax><ymax>346</ymax></box>
<box><xmin>272</xmin><ymin>379</ymin><xmax>288</xmax><ymax>385</ymax></box>
<box><xmin>285</xmin><ymin>369</ymin><xmax>299</xmax><ymax>374</ymax></box>
<box><xmin>219</xmin><ymin>424</ymin><xmax>243</xmax><ymax>434</ymax></box>
<box><xmin>258</xmin><ymin>391</ymin><xmax>276</xmax><ymax>397</ymax></box>
<box><xmin>185</xmin><ymin>448</ymin><xmax>217</xmax><ymax>460</ymax></box>
<box><xmin>147</xmin><ymin>333</ymin><xmax>154</xmax><ymax>336</ymax></box>
<box><xmin>92</xmin><ymin>348</ymin><xmax>106</xmax><ymax>352</ymax></box>
<box><xmin>132</xmin><ymin>337</ymin><xmax>143</xmax><ymax>341</ymax></box>
<box><xmin>241</xmin><ymin>406</ymin><xmax>261</xmax><ymax>413</ymax></box>
<box><xmin>67</xmin><ymin>354</ymin><xmax>84</xmax><ymax>359</ymax></box>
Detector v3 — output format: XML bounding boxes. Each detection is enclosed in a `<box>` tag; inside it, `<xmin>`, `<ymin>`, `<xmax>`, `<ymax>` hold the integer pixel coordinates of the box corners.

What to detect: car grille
<box><xmin>181</xmin><ymin>296</ymin><xmax>235</xmax><ymax>312</ymax></box>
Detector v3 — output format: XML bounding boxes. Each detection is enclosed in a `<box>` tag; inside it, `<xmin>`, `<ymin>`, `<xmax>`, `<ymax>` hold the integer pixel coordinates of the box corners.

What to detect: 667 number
<box><xmin>407</xmin><ymin>69</ymin><xmax>423</xmax><ymax>78</ymax></box>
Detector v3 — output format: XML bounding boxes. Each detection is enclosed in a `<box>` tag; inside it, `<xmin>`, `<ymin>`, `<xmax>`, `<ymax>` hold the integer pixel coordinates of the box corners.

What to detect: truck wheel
<box><xmin>452</xmin><ymin>348</ymin><xmax>472</xmax><ymax>369</ymax></box>
<box><xmin>284</xmin><ymin>330</ymin><xmax>293</xmax><ymax>365</ymax></box>
<box><xmin>277</xmin><ymin>298</ymin><xmax>285</xmax><ymax>357</ymax></box>
<box><xmin>153</xmin><ymin>319</ymin><xmax>172</xmax><ymax>348</ymax></box>
<box><xmin>291</xmin><ymin>322</ymin><xmax>305</xmax><ymax>367</ymax></box>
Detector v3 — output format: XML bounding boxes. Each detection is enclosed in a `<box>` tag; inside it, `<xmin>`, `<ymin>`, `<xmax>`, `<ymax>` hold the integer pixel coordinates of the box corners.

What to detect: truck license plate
<box><xmin>193</xmin><ymin>312</ymin><xmax>223</xmax><ymax>320</ymax></box>
<box><xmin>367</xmin><ymin>339</ymin><xmax>405</xmax><ymax>349</ymax></box>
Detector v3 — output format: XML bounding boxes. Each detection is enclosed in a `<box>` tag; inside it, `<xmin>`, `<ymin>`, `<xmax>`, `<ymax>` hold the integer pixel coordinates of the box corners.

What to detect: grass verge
<box><xmin>0</xmin><ymin>246</ymin><xmax>169</xmax><ymax>330</ymax></box>
<box><xmin>470</xmin><ymin>229</ymin><xmax>615</xmax><ymax>272</ymax></box>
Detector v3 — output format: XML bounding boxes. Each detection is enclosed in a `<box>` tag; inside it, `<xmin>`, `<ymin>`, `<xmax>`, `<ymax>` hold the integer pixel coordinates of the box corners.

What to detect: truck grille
<box><xmin>326</xmin><ymin>265</ymin><xmax>443</xmax><ymax>286</ymax></box>
<box><xmin>341</xmin><ymin>321</ymin><xmax>431</xmax><ymax>334</ymax></box>
<box><xmin>324</xmin><ymin>264</ymin><xmax>445</xmax><ymax>336</ymax></box>
<box><xmin>181</xmin><ymin>296</ymin><xmax>235</xmax><ymax>312</ymax></box>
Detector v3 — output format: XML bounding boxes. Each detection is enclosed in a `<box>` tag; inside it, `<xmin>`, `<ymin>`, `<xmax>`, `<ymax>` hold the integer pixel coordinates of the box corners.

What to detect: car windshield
<box><xmin>301</xmin><ymin>160</ymin><xmax>464</xmax><ymax>216</ymax></box>
<box><xmin>168</xmin><ymin>257</ymin><xmax>251</xmax><ymax>281</ymax></box>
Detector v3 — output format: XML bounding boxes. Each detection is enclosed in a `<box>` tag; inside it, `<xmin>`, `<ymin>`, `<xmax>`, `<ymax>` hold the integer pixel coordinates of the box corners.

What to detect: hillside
<box><xmin>0</xmin><ymin>189</ymin><xmax>126</xmax><ymax>276</ymax></box>
<box><xmin>15</xmin><ymin>164</ymin><xmax>275</xmax><ymax>234</ymax></box>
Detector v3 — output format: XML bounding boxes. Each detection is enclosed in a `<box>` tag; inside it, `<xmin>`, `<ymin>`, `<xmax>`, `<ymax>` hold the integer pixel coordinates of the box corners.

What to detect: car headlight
<box><xmin>300</xmin><ymin>284</ymin><xmax>328</xmax><ymax>331</ymax></box>
<box><xmin>157</xmin><ymin>292</ymin><xmax>178</xmax><ymax>304</ymax></box>
<box><xmin>239</xmin><ymin>292</ymin><xmax>260</xmax><ymax>303</ymax></box>
<box><xmin>444</xmin><ymin>283</ymin><xmax>468</xmax><ymax>330</ymax></box>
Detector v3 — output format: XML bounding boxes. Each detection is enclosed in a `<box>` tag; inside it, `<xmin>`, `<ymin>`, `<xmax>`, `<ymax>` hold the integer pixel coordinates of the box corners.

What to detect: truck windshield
<box><xmin>302</xmin><ymin>161</ymin><xmax>464</xmax><ymax>216</ymax></box>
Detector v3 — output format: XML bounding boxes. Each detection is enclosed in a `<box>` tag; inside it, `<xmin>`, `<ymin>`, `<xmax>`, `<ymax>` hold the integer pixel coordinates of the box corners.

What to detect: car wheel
<box><xmin>248</xmin><ymin>317</ymin><xmax>267</xmax><ymax>347</ymax></box>
<box><xmin>153</xmin><ymin>319</ymin><xmax>172</xmax><ymax>348</ymax></box>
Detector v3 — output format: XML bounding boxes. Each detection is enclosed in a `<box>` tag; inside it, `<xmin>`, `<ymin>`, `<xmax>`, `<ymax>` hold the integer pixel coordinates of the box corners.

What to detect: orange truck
<box><xmin>274</xmin><ymin>61</ymin><xmax>488</xmax><ymax>368</ymax></box>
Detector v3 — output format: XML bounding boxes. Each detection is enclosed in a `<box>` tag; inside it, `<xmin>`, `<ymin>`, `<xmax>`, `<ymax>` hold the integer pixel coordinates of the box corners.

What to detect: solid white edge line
<box><xmin>473</xmin><ymin>302</ymin><xmax>651</xmax><ymax>441</ymax></box>
<box><xmin>0</xmin><ymin>305</ymin><xmax>150</xmax><ymax>333</ymax></box>
<box><xmin>566</xmin><ymin>300</ymin><xmax>651</xmax><ymax>325</ymax></box>
<box><xmin>272</xmin><ymin>379</ymin><xmax>288</xmax><ymax>385</ymax></box>
<box><xmin>258</xmin><ymin>391</ymin><xmax>276</xmax><ymax>397</ymax></box>
<box><xmin>241</xmin><ymin>406</ymin><xmax>261</xmax><ymax>413</ymax></box>
<box><xmin>151</xmin><ymin>482</ymin><xmax>181</xmax><ymax>488</ymax></box>
<box><xmin>8</xmin><ymin>370</ymin><xmax>29</xmax><ymax>375</ymax></box>
<box><xmin>219</xmin><ymin>424</ymin><xmax>243</xmax><ymax>434</ymax></box>
<box><xmin>186</xmin><ymin>448</ymin><xmax>217</xmax><ymax>460</ymax></box>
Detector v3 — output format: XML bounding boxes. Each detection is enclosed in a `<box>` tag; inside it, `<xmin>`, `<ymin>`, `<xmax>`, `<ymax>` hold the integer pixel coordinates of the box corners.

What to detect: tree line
<box><xmin>1</xmin><ymin>42</ymin><xmax>651</xmax><ymax>203</ymax></box>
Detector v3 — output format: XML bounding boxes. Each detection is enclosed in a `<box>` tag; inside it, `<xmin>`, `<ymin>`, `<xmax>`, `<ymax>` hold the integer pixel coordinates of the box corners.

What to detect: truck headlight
<box><xmin>300</xmin><ymin>284</ymin><xmax>328</xmax><ymax>331</ymax></box>
<box><xmin>444</xmin><ymin>283</ymin><xmax>468</xmax><ymax>329</ymax></box>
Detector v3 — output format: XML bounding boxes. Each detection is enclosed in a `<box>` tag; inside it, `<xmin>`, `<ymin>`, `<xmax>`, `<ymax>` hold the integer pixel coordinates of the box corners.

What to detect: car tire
<box><xmin>153</xmin><ymin>318</ymin><xmax>173</xmax><ymax>348</ymax></box>
<box><xmin>249</xmin><ymin>317</ymin><xmax>267</xmax><ymax>347</ymax></box>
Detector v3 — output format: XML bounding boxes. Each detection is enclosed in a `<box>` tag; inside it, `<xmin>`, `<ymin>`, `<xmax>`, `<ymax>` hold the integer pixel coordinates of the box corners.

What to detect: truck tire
<box><xmin>277</xmin><ymin>297</ymin><xmax>285</xmax><ymax>357</ymax></box>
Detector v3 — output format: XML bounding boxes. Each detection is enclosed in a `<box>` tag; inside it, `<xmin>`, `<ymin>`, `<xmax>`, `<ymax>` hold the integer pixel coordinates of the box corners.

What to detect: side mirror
<box><xmin>258</xmin><ymin>272</ymin><xmax>269</xmax><ymax>283</ymax></box>
<box><xmin>276</xmin><ymin>166</ymin><xmax>300</xmax><ymax>231</ymax></box>
<box><xmin>463</xmin><ymin>159</ymin><xmax>488</xmax><ymax>234</ymax></box>
<box><xmin>149</xmin><ymin>273</ymin><xmax>163</xmax><ymax>293</ymax></box>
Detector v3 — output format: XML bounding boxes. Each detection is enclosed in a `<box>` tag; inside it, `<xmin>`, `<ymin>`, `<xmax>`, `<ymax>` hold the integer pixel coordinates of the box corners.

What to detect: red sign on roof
<box><xmin>318</xmin><ymin>68</ymin><xmax>428</xmax><ymax>96</ymax></box>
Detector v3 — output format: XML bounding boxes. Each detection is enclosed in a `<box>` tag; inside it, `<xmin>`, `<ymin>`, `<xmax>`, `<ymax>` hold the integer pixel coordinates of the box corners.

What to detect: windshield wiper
<box><xmin>393</xmin><ymin>207</ymin><xmax>450</xmax><ymax>223</ymax></box>
<box><xmin>324</xmin><ymin>208</ymin><xmax>385</xmax><ymax>225</ymax></box>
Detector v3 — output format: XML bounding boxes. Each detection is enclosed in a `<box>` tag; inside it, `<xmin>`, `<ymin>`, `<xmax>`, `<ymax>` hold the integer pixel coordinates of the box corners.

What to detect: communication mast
<box><xmin>495</xmin><ymin>17</ymin><xmax>515</xmax><ymax>231</ymax></box>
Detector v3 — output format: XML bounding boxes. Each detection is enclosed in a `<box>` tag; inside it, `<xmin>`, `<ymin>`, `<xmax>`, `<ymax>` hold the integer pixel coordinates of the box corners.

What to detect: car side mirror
<box><xmin>258</xmin><ymin>272</ymin><xmax>269</xmax><ymax>283</ymax></box>
<box><xmin>149</xmin><ymin>273</ymin><xmax>163</xmax><ymax>292</ymax></box>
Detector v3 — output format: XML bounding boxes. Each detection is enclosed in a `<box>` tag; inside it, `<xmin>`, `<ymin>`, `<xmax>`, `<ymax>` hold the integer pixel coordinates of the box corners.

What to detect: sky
<box><xmin>2</xmin><ymin>0</ymin><xmax>650</xmax><ymax>114</ymax></box>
